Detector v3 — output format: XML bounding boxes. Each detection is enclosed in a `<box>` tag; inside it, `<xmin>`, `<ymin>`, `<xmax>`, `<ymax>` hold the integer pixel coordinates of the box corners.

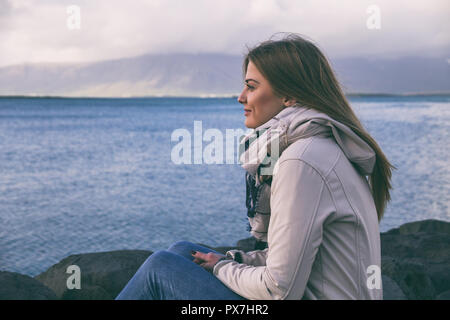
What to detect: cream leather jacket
<box><xmin>213</xmin><ymin>134</ymin><xmax>383</xmax><ymax>300</ymax></box>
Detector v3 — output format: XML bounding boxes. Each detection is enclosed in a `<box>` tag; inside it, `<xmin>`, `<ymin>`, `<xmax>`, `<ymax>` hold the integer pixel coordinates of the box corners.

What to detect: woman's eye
<box><xmin>245</xmin><ymin>84</ymin><xmax>255</xmax><ymax>90</ymax></box>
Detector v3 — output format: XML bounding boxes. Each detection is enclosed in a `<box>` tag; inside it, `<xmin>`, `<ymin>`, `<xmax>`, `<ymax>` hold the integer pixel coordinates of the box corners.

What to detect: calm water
<box><xmin>0</xmin><ymin>96</ymin><xmax>449</xmax><ymax>276</ymax></box>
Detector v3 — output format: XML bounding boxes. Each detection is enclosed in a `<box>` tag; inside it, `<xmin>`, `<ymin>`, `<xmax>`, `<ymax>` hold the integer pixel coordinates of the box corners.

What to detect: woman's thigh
<box><xmin>116</xmin><ymin>242</ymin><xmax>246</xmax><ymax>300</ymax></box>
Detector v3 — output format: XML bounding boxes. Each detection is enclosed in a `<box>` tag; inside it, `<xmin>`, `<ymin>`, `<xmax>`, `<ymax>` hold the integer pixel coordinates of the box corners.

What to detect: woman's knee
<box><xmin>167</xmin><ymin>240</ymin><xmax>198</xmax><ymax>258</ymax></box>
<box><xmin>168</xmin><ymin>240</ymin><xmax>195</xmax><ymax>251</ymax></box>
<box><xmin>140</xmin><ymin>250</ymin><xmax>176</xmax><ymax>273</ymax></box>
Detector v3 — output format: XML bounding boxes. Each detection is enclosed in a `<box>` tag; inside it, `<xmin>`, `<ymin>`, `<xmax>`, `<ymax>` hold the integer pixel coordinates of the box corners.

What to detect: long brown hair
<box><xmin>243</xmin><ymin>33</ymin><xmax>395</xmax><ymax>221</ymax></box>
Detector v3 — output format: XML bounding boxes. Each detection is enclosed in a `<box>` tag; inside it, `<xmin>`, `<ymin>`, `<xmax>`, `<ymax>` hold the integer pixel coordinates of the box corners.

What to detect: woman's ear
<box><xmin>283</xmin><ymin>97</ymin><xmax>297</xmax><ymax>107</ymax></box>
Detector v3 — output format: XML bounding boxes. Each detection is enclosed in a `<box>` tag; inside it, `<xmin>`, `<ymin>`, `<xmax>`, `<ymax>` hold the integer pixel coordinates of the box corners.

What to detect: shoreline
<box><xmin>1</xmin><ymin>218</ymin><xmax>449</xmax><ymax>300</ymax></box>
<box><xmin>1</xmin><ymin>92</ymin><xmax>450</xmax><ymax>99</ymax></box>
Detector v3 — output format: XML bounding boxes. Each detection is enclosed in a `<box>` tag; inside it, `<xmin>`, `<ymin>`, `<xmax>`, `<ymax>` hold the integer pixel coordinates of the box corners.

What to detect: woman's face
<box><xmin>238</xmin><ymin>60</ymin><xmax>288</xmax><ymax>129</ymax></box>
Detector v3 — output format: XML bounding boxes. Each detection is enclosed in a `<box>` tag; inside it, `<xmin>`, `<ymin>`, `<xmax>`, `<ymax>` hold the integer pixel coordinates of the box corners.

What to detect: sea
<box><xmin>0</xmin><ymin>95</ymin><xmax>449</xmax><ymax>276</ymax></box>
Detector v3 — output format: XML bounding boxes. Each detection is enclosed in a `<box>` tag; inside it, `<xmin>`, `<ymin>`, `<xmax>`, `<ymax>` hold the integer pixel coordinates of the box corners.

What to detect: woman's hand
<box><xmin>191</xmin><ymin>251</ymin><xmax>227</xmax><ymax>273</ymax></box>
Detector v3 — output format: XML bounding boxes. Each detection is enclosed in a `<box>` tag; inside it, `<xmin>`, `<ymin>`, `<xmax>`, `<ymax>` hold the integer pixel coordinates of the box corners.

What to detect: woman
<box><xmin>116</xmin><ymin>33</ymin><xmax>394</xmax><ymax>300</ymax></box>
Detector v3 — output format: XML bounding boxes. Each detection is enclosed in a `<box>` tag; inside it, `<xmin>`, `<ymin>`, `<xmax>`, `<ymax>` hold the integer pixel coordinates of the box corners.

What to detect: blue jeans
<box><xmin>115</xmin><ymin>241</ymin><xmax>246</xmax><ymax>300</ymax></box>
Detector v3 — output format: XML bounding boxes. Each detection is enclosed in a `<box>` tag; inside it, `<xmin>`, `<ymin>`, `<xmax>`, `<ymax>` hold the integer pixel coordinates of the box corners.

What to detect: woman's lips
<box><xmin>244</xmin><ymin>108</ymin><xmax>251</xmax><ymax>116</ymax></box>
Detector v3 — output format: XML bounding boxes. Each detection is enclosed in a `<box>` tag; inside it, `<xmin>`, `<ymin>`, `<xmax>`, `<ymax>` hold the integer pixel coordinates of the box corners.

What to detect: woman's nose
<box><xmin>237</xmin><ymin>90</ymin><xmax>246</xmax><ymax>104</ymax></box>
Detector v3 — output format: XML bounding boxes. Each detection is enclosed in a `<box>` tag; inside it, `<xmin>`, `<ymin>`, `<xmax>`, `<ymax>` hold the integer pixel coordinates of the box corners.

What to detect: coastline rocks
<box><xmin>35</xmin><ymin>250</ymin><xmax>152</xmax><ymax>300</ymax></box>
<box><xmin>381</xmin><ymin>275</ymin><xmax>407</xmax><ymax>300</ymax></box>
<box><xmin>0</xmin><ymin>271</ymin><xmax>57</xmax><ymax>300</ymax></box>
<box><xmin>1</xmin><ymin>219</ymin><xmax>448</xmax><ymax>300</ymax></box>
<box><xmin>380</xmin><ymin>219</ymin><xmax>450</xmax><ymax>300</ymax></box>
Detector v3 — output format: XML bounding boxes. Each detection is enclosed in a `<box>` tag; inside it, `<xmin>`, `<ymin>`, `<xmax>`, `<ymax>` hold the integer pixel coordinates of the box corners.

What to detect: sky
<box><xmin>0</xmin><ymin>0</ymin><xmax>449</xmax><ymax>67</ymax></box>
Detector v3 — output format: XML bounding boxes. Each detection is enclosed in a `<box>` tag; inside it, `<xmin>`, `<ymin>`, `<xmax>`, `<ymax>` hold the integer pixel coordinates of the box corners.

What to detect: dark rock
<box><xmin>0</xmin><ymin>271</ymin><xmax>57</xmax><ymax>300</ymax></box>
<box><xmin>436</xmin><ymin>290</ymin><xmax>450</xmax><ymax>300</ymax></box>
<box><xmin>381</xmin><ymin>222</ymin><xmax>450</xmax><ymax>263</ymax></box>
<box><xmin>236</xmin><ymin>237</ymin><xmax>258</xmax><ymax>252</ymax></box>
<box><xmin>381</xmin><ymin>256</ymin><xmax>436</xmax><ymax>299</ymax></box>
<box><xmin>380</xmin><ymin>219</ymin><xmax>450</xmax><ymax>299</ymax></box>
<box><xmin>385</xmin><ymin>219</ymin><xmax>450</xmax><ymax>235</ymax></box>
<box><xmin>62</xmin><ymin>284</ymin><xmax>111</xmax><ymax>300</ymax></box>
<box><xmin>236</xmin><ymin>237</ymin><xmax>267</xmax><ymax>251</ymax></box>
<box><xmin>381</xmin><ymin>275</ymin><xmax>406</xmax><ymax>300</ymax></box>
<box><xmin>34</xmin><ymin>250</ymin><xmax>152</xmax><ymax>300</ymax></box>
<box><xmin>2</xmin><ymin>219</ymin><xmax>448</xmax><ymax>300</ymax></box>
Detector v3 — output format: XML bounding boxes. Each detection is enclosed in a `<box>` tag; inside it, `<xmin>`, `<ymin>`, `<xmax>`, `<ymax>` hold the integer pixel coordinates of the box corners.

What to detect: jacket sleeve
<box><xmin>213</xmin><ymin>159</ymin><xmax>328</xmax><ymax>300</ymax></box>
<box><xmin>225</xmin><ymin>248</ymin><xmax>268</xmax><ymax>266</ymax></box>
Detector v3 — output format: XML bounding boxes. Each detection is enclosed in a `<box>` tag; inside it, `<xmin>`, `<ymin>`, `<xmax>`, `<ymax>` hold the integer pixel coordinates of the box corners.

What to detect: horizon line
<box><xmin>1</xmin><ymin>92</ymin><xmax>450</xmax><ymax>99</ymax></box>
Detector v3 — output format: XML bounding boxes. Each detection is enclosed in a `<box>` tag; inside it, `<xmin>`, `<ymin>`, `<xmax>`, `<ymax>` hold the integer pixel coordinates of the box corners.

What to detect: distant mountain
<box><xmin>331</xmin><ymin>56</ymin><xmax>450</xmax><ymax>95</ymax></box>
<box><xmin>0</xmin><ymin>53</ymin><xmax>448</xmax><ymax>97</ymax></box>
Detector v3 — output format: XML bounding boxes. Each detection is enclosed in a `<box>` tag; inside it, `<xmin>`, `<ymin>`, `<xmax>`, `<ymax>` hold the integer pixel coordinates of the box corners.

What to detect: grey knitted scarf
<box><xmin>239</xmin><ymin>104</ymin><xmax>376</xmax><ymax>242</ymax></box>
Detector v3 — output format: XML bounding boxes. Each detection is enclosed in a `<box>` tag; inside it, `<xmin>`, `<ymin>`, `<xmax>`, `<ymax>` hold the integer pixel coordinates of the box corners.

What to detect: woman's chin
<box><xmin>244</xmin><ymin>119</ymin><xmax>256</xmax><ymax>129</ymax></box>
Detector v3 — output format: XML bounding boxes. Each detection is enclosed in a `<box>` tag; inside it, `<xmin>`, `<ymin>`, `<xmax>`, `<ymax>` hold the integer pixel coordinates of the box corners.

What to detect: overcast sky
<box><xmin>0</xmin><ymin>0</ymin><xmax>449</xmax><ymax>67</ymax></box>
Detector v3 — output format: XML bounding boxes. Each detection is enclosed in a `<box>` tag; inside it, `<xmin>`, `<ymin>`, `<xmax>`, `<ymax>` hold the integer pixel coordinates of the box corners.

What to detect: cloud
<box><xmin>0</xmin><ymin>0</ymin><xmax>13</xmax><ymax>28</ymax></box>
<box><xmin>0</xmin><ymin>0</ymin><xmax>449</xmax><ymax>67</ymax></box>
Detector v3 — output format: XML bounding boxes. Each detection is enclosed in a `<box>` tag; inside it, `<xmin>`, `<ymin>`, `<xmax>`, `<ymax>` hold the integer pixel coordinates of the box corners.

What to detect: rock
<box><xmin>1</xmin><ymin>219</ymin><xmax>448</xmax><ymax>300</ymax></box>
<box><xmin>236</xmin><ymin>237</ymin><xmax>268</xmax><ymax>251</ymax></box>
<box><xmin>34</xmin><ymin>250</ymin><xmax>152</xmax><ymax>300</ymax></box>
<box><xmin>236</xmin><ymin>237</ymin><xmax>258</xmax><ymax>252</ymax></box>
<box><xmin>0</xmin><ymin>271</ymin><xmax>57</xmax><ymax>300</ymax></box>
<box><xmin>436</xmin><ymin>290</ymin><xmax>450</xmax><ymax>300</ymax></box>
<box><xmin>387</xmin><ymin>219</ymin><xmax>450</xmax><ymax>235</ymax></box>
<box><xmin>381</xmin><ymin>275</ymin><xmax>406</xmax><ymax>300</ymax></box>
<box><xmin>380</xmin><ymin>219</ymin><xmax>450</xmax><ymax>299</ymax></box>
<box><xmin>381</xmin><ymin>256</ymin><xmax>436</xmax><ymax>299</ymax></box>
